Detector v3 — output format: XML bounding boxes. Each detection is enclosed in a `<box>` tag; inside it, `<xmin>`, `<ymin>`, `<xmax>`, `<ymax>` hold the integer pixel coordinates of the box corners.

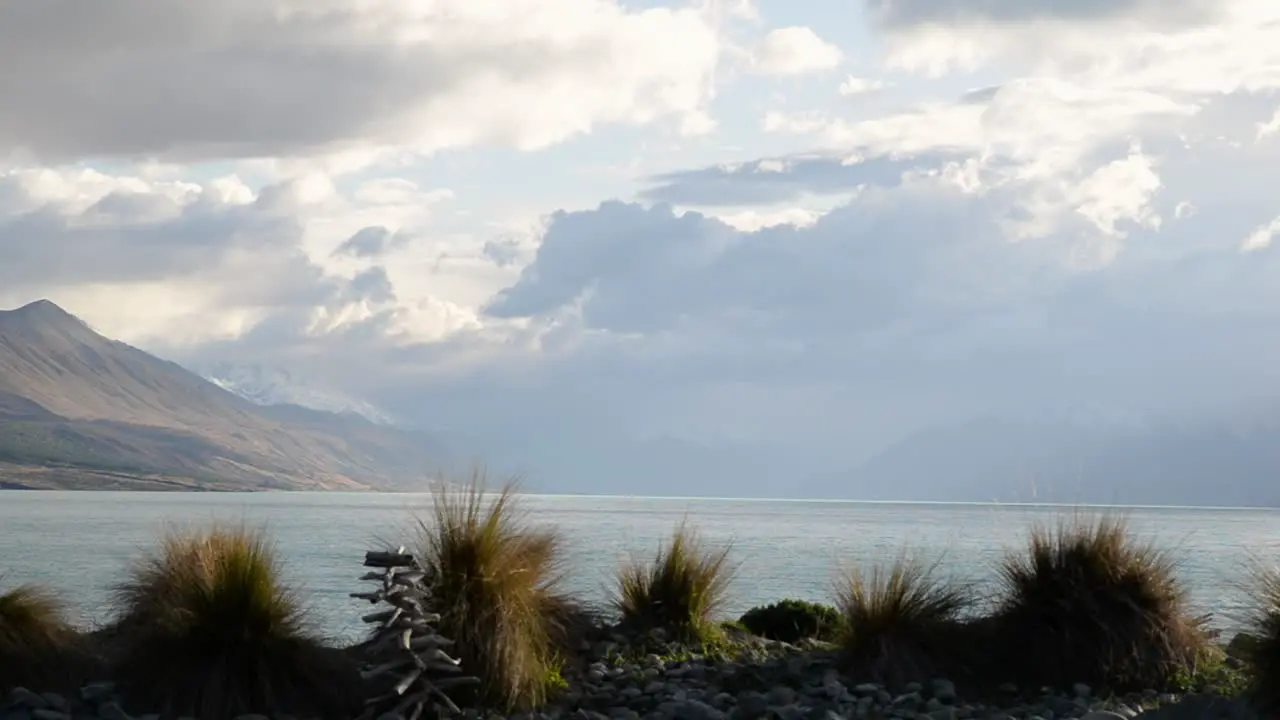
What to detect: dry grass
<box><xmin>0</xmin><ymin>581</ymin><xmax>94</xmax><ymax>692</ymax></box>
<box><xmin>107</xmin><ymin>525</ymin><xmax>362</xmax><ymax>720</ymax></box>
<box><xmin>835</xmin><ymin>552</ymin><xmax>971</xmax><ymax>689</ymax></box>
<box><xmin>989</xmin><ymin>514</ymin><xmax>1207</xmax><ymax>693</ymax></box>
<box><xmin>613</xmin><ymin>520</ymin><xmax>737</xmax><ymax>644</ymax></box>
<box><xmin>413</xmin><ymin>474</ymin><xmax>575</xmax><ymax>711</ymax></box>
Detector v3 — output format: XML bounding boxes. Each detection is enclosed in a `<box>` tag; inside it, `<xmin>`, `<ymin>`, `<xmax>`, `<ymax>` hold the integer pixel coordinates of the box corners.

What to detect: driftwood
<box><xmin>354</xmin><ymin>547</ymin><xmax>478</xmax><ymax>720</ymax></box>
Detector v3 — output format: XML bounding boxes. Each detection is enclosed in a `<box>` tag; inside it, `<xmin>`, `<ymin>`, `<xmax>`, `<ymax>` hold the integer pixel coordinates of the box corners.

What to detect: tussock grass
<box><xmin>613</xmin><ymin>520</ymin><xmax>737</xmax><ymax>645</ymax></box>
<box><xmin>108</xmin><ymin>525</ymin><xmax>361</xmax><ymax>720</ymax></box>
<box><xmin>413</xmin><ymin>474</ymin><xmax>575</xmax><ymax>711</ymax></box>
<box><xmin>835</xmin><ymin>553</ymin><xmax>971</xmax><ymax>689</ymax></box>
<box><xmin>990</xmin><ymin>514</ymin><xmax>1207</xmax><ymax>693</ymax></box>
<box><xmin>0</xmin><ymin>581</ymin><xmax>94</xmax><ymax>693</ymax></box>
<box><xmin>1239</xmin><ymin>560</ymin><xmax>1280</xmax><ymax>712</ymax></box>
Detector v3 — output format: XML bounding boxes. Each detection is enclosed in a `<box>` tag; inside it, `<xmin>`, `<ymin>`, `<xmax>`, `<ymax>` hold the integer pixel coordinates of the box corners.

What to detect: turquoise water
<box><xmin>0</xmin><ymin>491</ymin><xmax>1275</xmax><ymax>641</ymax></box>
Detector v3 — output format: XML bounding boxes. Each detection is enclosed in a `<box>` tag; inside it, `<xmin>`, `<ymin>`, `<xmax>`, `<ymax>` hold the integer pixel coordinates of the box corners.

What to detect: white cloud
<box><xmin>838</xmin><ymin>75</ymin><xmax>886</xmax><ymax>96</ymax></box>
<box><xmin>0</xmin><ymin>0</ymin><xmax>727</xmax><ymax>165</ymax></box>
<box><xmin>1243</xmin><ymin>216</ymin><xmax>1280</xmax><ymax>252</ymax></box>
<box><xmin>750</xmin><ymin>27</ymin><xmax>843</xmax><ymax>76</ymax></box>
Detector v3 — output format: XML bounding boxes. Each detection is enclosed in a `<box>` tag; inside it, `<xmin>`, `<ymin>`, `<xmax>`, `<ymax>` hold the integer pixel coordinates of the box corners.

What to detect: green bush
<box><xmin>108</xmin><ymin>526</ymin><xmax>362</xmax><ymax>720</ymax></box>
<box><xmin>614</xmin><ymin>521</ymin><xmax>737</xmax><ymax>645</ymax></box>
<box><xmin>835</xmin><ymin>553</ymin><xmax>971</xmax><ymax>689</ymax></box>
<box><xmin>0</xmin><ymin>581</ymin><xmax>95</xmax><ymax>693</ymax></box>
<box><xmin>989</xmin><ymin>514</ymin><xmax>1207</xmax><ymax>693</ymax></box>
<box><xmin>739</xmin><ymin>599</ymin><xmax>841</xmax><ymax>644</ymax></box>
<box><xmin>413</xmin><ymin>475</ymin><xmax>577</xmax><ymax>711</ymax></box>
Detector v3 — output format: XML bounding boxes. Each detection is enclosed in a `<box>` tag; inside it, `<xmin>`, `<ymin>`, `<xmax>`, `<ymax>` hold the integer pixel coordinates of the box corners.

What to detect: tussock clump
<box><xmin>990</xmin><ymin>514</ymin><xmax>1206</xmax><ymax>693</ymax></box>
<box><xmin>835</xmin><ymin>553</ymin><xmax>971</xmax><ymax>689</ymax></box>
<box><xmin>108</xmin><ymin>525</ymin><xmax>362</xmax><ymax>720</ymax></box>
<box><xmin>1239</xmin><ymin>560</ymin><xmax>1280</xmax><ymax>713</ymax></box>
<box><xmin>614</xmin><ymin>521</ymin><xmax>737</xmax><ymax>645</ymax></box>
<box><xmin>413</xmin><ymin>474</ymin><xmax>575</xmax><ymax>712</ymax></box>
<box><xmin>739</xmin><ymin>599</ymin><xmax>842</xmax><ymax>644</ymax></box>
<box><xmin>0</xmin><ymin>581</ymin><xmax>94</xmax><ymax>693</ymax></box>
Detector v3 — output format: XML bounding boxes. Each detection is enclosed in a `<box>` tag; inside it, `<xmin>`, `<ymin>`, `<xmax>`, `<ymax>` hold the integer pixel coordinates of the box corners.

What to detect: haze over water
<box><xmin>1</xmin><ymin>491</ymin><xmax>1272</xmax><ymax>641</ymax></box>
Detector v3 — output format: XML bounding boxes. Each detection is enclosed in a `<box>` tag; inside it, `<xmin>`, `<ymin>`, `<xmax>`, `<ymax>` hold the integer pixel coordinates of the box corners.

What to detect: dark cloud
<box><xmin>0</xmin><ymin>1</ymin><xmax>718</xmax><ymax>162</ymax></box>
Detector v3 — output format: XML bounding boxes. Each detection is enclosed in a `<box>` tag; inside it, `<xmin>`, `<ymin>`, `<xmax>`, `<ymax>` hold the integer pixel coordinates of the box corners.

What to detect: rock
<box><xmin>930</xmin><ymin>709</ymin><xmax>957</xmax><ymax>720</ymax></box>
<box><xmin>736</xmin><ymin>691</ymin><xmax>770</xmax><ymax>718</ymax></box>
<box><xmin>1074</xmin><ymin>685</ymin><xmax>1092</xmax><ymax>699</ymax></box>
<box><xmin>29</xmin><ymin>711</ymin><xmax>68</xmax><ymax>720</ymax></box>
<box><xmin>1081</xmin><ymin>712</ymin><xmax>1129</xmax><ymax>720</ymax></box>
<box><xmin>372</xmin><ymin>714</ymin><xmax>404</xmax><ymax>720</ymax></box>
<box><xmin>588</xmin><ymin>669</ymin><xmax>607</xmax><ymax>684</ymax></box>
<box><xmin>998</xmin><ymin>684</ymin><xmax>1019</xmax><ymax>696</ymax></box>
<box><xmin>608</xmin><ymin>709</ymin><xmax>640</xmax><ymax>720</ymax></box>
<box><xmin>853</xmin><ymin>684</ymin><xmax>880</xmax><ymax>696</ymax></box>
<box><xmin>769</xmin><ymin>686</ymin><xmax>797</xmax><ymax>707</ymax></box>
<box><xmin>1225</xmin><ymin>633</ymin><xmax>1258</xmax><ymax>660</ymax></box>
<box><xmin>1130</xmin><ymin>696</ymin><xmax>1255</xmax><ymax>720</ymax></box>
<box><xmin>906</xmin><ymin>683</ymin><xmax>924</xmax><ymax>694</ymax></box>
<box><xmin>96</xmin><ymin>702</ymin><xmax>133</xmax><ymax>720</ymax></box>
<box><xmin>7</xmin><ymin>689</ymin><xmax>46</xmax><ymax>710</ymax></box>
<box><xmin>78</xmin><ymin>684</ymin><xmax>114</xmax><ymax>706</ymax></box>
<box><xmin>36</xmin><ymin>696</ymin><xmax>66</xmax><ymax>714</ymax></box>
<box><xmin>931</xmin><ymin>680</ymin><xmax>957</xmax><ymax>704</ymax></box>
<box><xmin>233</xmin><ymin>715</ymin><xmax>271</xmax><ymax>720</ymax></box>
<box><xmin>645</xmin><ymin>681</ymin><xmax>667</xmax><ymax>695</ymax></box>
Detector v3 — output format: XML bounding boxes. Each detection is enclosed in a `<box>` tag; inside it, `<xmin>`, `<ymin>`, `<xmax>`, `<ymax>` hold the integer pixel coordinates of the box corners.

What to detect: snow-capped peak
<box><xmin>198</xmin><ymin>361</ymin><xmax>396</xmax><ymax>425</ymax></box>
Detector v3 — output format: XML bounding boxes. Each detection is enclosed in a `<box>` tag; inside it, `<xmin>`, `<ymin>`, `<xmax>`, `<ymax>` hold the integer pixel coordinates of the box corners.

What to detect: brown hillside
<box><xmin>0</xmin><ymin>300</ymin><xmax>433</xmax><ymax>491</ymax></box>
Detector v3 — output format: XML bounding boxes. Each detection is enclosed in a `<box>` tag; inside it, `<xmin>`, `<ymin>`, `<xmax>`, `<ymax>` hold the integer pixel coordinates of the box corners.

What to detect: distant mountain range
<box><xmin>197</xmin><ymin>361</ymin><xmax>396</xmax><ymax>425</ymax></box>
<box><xmin>0</xmin><ymin>300</ymin><xmax>437</xmax><ymax>491</ymax></box>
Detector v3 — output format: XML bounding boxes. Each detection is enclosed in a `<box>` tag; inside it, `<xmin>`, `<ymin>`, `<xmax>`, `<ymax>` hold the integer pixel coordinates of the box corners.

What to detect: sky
<box><xmin>3</xmin><ymin>0</ymin><xmax>1280</xmax><ymax>494</ymax></box>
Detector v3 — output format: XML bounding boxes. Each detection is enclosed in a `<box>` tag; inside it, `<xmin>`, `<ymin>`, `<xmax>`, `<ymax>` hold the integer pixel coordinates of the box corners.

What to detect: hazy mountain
<box><xmin>0</xmin><ymin>300</ymin><xmax>436</xmax><ymax>491</ymax></box>
<box><xmin>807</xmin><ymin>414</ymin><xmax>1280</xmax><ymax>507</ymax></box>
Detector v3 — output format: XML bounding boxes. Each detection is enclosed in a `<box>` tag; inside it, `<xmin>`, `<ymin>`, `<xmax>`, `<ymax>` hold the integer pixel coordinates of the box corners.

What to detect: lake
<box><xmin>0</xmin><ymin>491</ymin><xmax>1275</xmax><ymax>641</ymax></box>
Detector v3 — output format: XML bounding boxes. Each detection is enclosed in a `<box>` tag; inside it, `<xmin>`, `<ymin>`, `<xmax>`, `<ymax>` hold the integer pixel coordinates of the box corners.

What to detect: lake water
<box><xmin>0</xmin><ymin>491</ymin><xmax>1276</xmax><ymax>642</ymax></box>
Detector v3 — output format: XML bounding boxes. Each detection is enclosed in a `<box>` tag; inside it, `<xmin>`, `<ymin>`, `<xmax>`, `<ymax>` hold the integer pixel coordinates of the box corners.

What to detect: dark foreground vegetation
<box><xmin>0</xmin><ymin>477</ymin><xmax>1274</xmax><ymax>720</ymax></box>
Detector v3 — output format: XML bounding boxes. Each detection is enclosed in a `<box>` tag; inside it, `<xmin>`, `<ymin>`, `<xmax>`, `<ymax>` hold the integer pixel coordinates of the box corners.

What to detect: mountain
<box><xmin>198</xmin><ymin>361</ymin><xmax>395</xmax><ymax>425</ymax></box>
<box><xmin>0</xmin><ymin>300</ymin><xmax>436</xmax><ymax>491</ymax></box>
<box><xmin>806</xmin><ymin>414</ymin><xmax>1280</xmax><ymax>507</ymax></box>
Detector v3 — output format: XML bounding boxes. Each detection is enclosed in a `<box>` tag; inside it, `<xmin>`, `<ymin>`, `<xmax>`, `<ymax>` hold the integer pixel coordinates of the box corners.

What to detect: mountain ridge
<box><xmin>0</xmin><ymin>300</ymin><xmax>435</xmax><ymax>491</ymax></box>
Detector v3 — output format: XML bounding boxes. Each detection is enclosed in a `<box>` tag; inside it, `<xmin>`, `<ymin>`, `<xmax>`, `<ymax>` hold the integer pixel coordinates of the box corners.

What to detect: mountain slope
<box><xmin>0</xmin><ymin>300</ymin><xmax>435</xmax><ymax>491</ymax></box>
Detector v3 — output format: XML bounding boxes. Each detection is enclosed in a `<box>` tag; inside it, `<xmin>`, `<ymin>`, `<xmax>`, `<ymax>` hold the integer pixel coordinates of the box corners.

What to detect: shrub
<box><xmin>613</xmin><ymin>521</ymin><xmax>737</xmax><ymax>645</ymax></box>
<box><xmin>108</xmin><ymin>526</ymin><xmax>362</xmax><ymax>720</ymax></box>
<box><xmin>835</xmin><ymin>553</ymin><xmax>971</xmax><ymax>689</ymax></box>
<box><xmin>739</xmin><ymin>599</ymin><xmax>841</xmax><ymax>644</ymax></box>
<box><xmin>989</xmin><ymin>514</ymin><xmax>1207</xmax><ymax>693</ymax></box>
<box><xmin>0</xmin><ymin>581</ymin><xmax>93</xmax><ymax>693</ymax></box>
<box><xmin>413</xmin><ymin>475</ymin><xmax>574</xmax><ymax>711</ymax></box>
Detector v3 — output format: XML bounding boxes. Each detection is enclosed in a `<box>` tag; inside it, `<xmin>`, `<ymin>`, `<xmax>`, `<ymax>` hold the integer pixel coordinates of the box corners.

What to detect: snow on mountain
<box><xmin>197</xmin><ymin>361</ymin><xmax>396</xmax><ymax>425</ymax></box>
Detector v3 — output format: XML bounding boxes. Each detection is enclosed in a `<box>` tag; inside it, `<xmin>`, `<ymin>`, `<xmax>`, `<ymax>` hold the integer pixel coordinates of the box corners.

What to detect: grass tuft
<box><xmin>107</xmin><ymin>525</ymin><xmax>361</xmax><ymax>720</ymax></box>
<box><xmin>990</xmin><ymin>514</ymin><xmax>1206</xmax><ymax>693</ymax></box>
<box><xmin>413</xmin><ymin>473</ymin><xmax>575</xmax><ymax>711</ymax></box>
<box><xmin>1240</xmin><ymin>560</ymin><xmax>1280</xmax><ymax>712</ymax></box>
<box><xmin>835</xmin><ymin>552</ymin><xmax>971</xmax><ymax>689</ymax></box>
<box><xmin>0</xmin><ymin>581</ymin><xmax>93</xmax><ymax>693</ymax></box>
<box><xmin>613</xmin><ymin>520</ymin><xmax>737</xmax><ymax>646</ymax></box>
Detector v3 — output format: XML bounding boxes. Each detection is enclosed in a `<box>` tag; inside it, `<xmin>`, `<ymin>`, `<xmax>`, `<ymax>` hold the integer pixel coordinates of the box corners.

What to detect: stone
<box><xmin>931</xmin><ymin>680</ymin><xmax>957</xmax><ymax>703</ymax></box>
<box><xmin>588</xmin><ymin>669</ymin><xmax>607</xmax><ymax>684</ymax></box>
<box><xmin>853</xmin><ymin>684</ymin><xmax>880</xmax><ymax>696</ymax></box>
<box><xmin>769</xmin><ymin>686</ymin><xmax>797</xmax><ymax>707</ymax></box>
<box><xmin>78</xmin><ymin>684</ymin><xmax>115</xmax><ymax>706</ymax></box>
<box><xmin>29</xmin><ymin>711</ymin><xmax>68</xmax><ymax>720</ymax></box>
<box><xmin>234</xmin><ymin>715</ymin><xmax>271</xmax><ymax>720</ymax></box>
<box><xmin>7</xmin><ymin>689</ymin><xmax>46</xmax><ymax>710</ymax></box>
<box><xmin>1081</xmin><ymin>713</ymin><xmax>1129</xmax><ymax>720</ymax></box>
<box><xmin>372</xmin><ymin>714</ymin><xmax>404</xmax><ymax>720</ymax></box>
<box><xmin>1130</xmin><ymin>696</ymin><xmax>1256</xmax><ymax>720</ymax></box>
<box><xmin>906</xmin><ymin>683</ymin><xmax>924</xmax><ymax>694</ymax></box>
<box><xmin>36</xmin><ymin>696</ymin><xmax>66</xmax><ymax>714</ymax></box>
<box><xmin>96</xmin><ymin>702</ymin><xmax>133</xmax><ymax>720</ymax></box>
<box><xmin>930</xmin><ymin>709</ymin><xmax>957</xmax><ymax>720</ymax></box>
<box><xmin>737</xmin><ymin>692</ymin><xmax>770</xmax><ymax>718</ymax></box>
<box><xmin>1074</xmin><ymin>684</ymin><xmax>1092</xmax><ymax>699</ymax></box>
<box><xmin>646</xmin><ymin>681</ymin><xmax>667</xmax><ymax>695</ymax></box>
<box><xmin>608</xmin><ymin>710</ymin><xmax>640</xmax><ymax>720</ymax></box>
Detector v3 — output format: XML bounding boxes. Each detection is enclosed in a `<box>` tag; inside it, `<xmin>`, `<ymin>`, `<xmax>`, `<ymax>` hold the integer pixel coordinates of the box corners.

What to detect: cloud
<box><xmin>0</xmin><ymin>0</ymin><xmax>726</xmax><ymax>164</ymax></box>
<box><xmin>864</xmin><ymin>0</ymin><xmax>1220</xmax><ymax>30</ymax></box>
<box><xmin>750</xmin><ymin>27</ymin><xmax>842</xmax><ymax>76</ymax></box>
<box><xmin>335</xmin><ymin>226</ymin><xmax>393</xmax><ymax>258</ymax></box>
<box><xmin>838</xmin><ymin>75</ymin><xmax>886</xmax><ymax>96</ymax></box>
